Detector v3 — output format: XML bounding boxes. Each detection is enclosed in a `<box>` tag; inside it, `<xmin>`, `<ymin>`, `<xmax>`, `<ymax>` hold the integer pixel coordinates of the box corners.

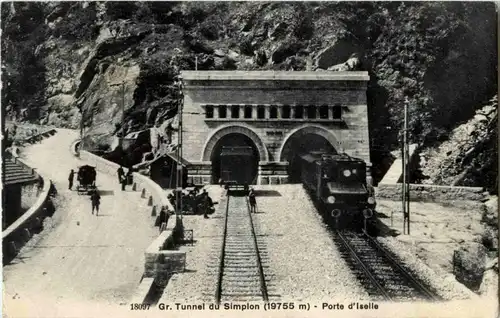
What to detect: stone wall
<box><xmin>144</xmin><ymin>229</ymin><xmax>186</xmax><ymax>281</ymax></box>
<box><xmin>20</xmin><ymin>183</ymin><xmax>42</xmax><ymax>211</ymax></box>
<box><xmin>376</xmin><ymin>183</ymin><xmax>486</xmax><ymax>202</ymax></box>
<box><xmin>3</xmin><ymin>171</ymin><xmax>53</xmax><ymax>263</ymax></box>
<box><xmin>3</xmin><ymin>130</ymin><xmax>57</xmax><ymax>262</ymax></box>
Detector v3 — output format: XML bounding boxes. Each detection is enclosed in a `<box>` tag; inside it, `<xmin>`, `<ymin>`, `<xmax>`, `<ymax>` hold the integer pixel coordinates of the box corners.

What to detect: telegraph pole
<box><xmin>402</xmin><ymin>97</ymin><xmax>410</xmax><ymax>235</ymax></box>
<box><xmin>405</xmin><ymin>99</ymin><xmax>411</xmax><ymax>235</ymax></box>
<box><xmin>175</xmin><ymin>76</ymin><xmax>184</xmax><ymax>221</ymax></box>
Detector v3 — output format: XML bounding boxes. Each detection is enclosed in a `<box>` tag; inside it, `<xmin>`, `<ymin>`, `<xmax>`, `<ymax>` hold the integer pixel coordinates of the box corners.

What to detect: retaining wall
<box><xmin>2</xmin><ymin>130</ymin><xmax>58</xmax><ymax>263</ymax></box>
<box><xmin>21</xmin><ymin>128</ymin><xmax>57</xmax><ymax>145</ymax></box>
<box><xmin>376</xmin><ymin>183</ymin><xmax>486</xmax><ymax>202</ymax></box>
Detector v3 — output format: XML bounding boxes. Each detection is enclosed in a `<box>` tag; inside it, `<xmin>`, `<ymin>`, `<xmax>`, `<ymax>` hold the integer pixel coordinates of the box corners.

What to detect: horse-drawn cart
<box><xmin>77</xmin><ymin>165</ymin><xmax>96</xmax><ymax>195</ymax></box>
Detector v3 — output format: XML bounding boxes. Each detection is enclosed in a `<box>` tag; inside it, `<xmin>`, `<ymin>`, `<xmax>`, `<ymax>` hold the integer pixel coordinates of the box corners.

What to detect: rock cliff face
<box><xmin>1</xmin><ymin>2</ymin><xmax>497</xmax><ymax>187</ymax></box>
<box><xmin>420</xmin><ymin>96</ymin><xmax>497</xmax><ymax>192</ymax></box>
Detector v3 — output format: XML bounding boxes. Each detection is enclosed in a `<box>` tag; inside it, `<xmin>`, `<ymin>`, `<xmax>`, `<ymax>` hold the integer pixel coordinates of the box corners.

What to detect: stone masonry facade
<box><xmin>180</xmin><ymin>71</ymin><xmax>371</xmax><ymax>185</ymax></box>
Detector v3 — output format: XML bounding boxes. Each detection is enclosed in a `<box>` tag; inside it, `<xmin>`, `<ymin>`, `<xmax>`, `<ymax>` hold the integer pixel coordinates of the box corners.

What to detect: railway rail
<box><xmin>215</xmin><ymin>193</ymin><xmax>268</xmax><ymax>303</ymax></box>
<box><xmin>333</xmin><ymin>230</ymin><xmax>442</xmax><ymax>302</ymax></box>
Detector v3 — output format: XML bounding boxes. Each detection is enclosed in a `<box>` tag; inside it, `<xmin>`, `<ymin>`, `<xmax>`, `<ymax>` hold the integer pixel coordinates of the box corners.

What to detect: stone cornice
<box><xmin>180</xmin><ymin>70</ymin><xmax>369</xmax><ymax>81</ymax></box>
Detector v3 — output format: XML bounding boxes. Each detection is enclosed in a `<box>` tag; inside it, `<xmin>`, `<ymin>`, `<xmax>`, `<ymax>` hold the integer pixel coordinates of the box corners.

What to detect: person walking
<box><xmin>248</xmin><ymin>188</ymin><xmax>257</xmax><ymax>213</ymax></box>
<box><xmin>68</xmin><ymin>169</ymin><xmax>75</xmax><ymax>190</ymax></box>
<box><xmin>126</xmin><ymin>168</ymin><xmax>133</xmax><ymax>185</ymax></box>
<box><xmin>117</xmin><ymin>166</ymin><xmax>124</xmax><ymax>184</ymax></box>
<box><xmin>90</xmin><ymin>190</ymin><xmax>101</xmax><ymax>216</ymax></box>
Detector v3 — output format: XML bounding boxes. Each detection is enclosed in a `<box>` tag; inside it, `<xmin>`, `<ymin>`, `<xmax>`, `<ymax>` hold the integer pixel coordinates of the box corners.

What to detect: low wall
<box><xmin>22</xmin><ymin>128</ymin><xmax>57</xmax><ymax>145</ymax></box>
<box><xmin>2</xmin><ymin>170</ymin><xmax>53</xmax><ymax>263</ymax></box>
<box><xmin>70</xmin><ymin>139</ymin><xmax>80</xmax><ymax>157</ymax></box>
<box><xmin>376</xmin><ymin>183</ymin><xmax>486</xmax><ymax>202</ymax></box>
<box><xmin>2</xmin><ymin>129</ymin><xmax>57</xmax><ymax>261</ymax></box>
<box><xmin>144</xmin><ymin>229</ymin><xmax>186</xmax><ymax>279</ymax></box>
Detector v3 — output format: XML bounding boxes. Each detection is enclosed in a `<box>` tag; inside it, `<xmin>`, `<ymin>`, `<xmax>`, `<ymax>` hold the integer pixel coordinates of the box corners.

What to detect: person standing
<box><xmin>165</xmin><ymin>123</ymin><xmax>174</xmax><ymax>144</ymax></box>
<box><xmin>126</xmin><ymin>168</ymin><xmax>133</xmax><ymax>185</ymax></box>
<box><xmin>120</xmin><ymin>173</ymin><xmax>127</xmax><ymax>191</ymax></box>
<box><xmin>248</xmin><ymin>188</ymin><xmax>257</xmax><ymax>213</ymax></box>
<box><xmin>117</xmin><ymin>166</ymin><xmax>124</xmax><ymax>184</ymax></box>
<box><xmin>68</xmin><ymin>169</ymin><xmax>75</xmax><ymax>190</ymax></box>
<box><xmin>202</xmin><ymin>192</ymin><xmax>210</xmax><ymax>219</ymax></box>
<box><xmin>90</xmin><ymin>190</ymin><xmax>101</xmax><ymax>216</ymax></box>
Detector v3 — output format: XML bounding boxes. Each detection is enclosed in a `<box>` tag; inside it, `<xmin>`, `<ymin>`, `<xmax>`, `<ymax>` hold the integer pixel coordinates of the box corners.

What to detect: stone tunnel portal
<box><xmin>211</xmin><ymin>133</ymin><xmax>259</xmax><ymax>185</ymax></box>
<box><xmin>282</xmin><ymin>133</ymin><xmax>337</xmax><ymax>183</ymax></box>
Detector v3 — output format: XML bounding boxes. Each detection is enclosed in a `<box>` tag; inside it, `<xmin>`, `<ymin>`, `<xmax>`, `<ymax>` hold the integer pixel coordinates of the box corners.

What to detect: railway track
<box><xmin>334</xmin><ymin>230</ymin><xmax>442</xmax><ymax>302</ymax></box>
<box><xmin>215</xmin><ymin>194</ymin><xmax>269</xmax><ymax>303</ymax></box>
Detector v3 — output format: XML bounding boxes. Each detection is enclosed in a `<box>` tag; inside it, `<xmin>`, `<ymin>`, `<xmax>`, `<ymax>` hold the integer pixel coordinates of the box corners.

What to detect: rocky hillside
<box><xmin>420</xmin><ymin>96</ymin><xmax>498</xmax><ymax>192</ymax></box>
<box><xmin>1</xmin><ymin>2</ymin><xmax>497</xmax><ymax>187</ymax></box>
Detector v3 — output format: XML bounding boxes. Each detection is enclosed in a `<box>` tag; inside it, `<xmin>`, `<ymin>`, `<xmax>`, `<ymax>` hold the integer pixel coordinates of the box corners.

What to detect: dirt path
<box><xmin>3</xmin><ymin>129</ymin><xmax>158</xmax><ymax>311</ymax></box>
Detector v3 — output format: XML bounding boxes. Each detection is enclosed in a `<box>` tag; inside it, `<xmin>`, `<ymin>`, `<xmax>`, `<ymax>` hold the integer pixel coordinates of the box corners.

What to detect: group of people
<box><xmin>167</xmin><ymin>187</ymin><xmax>215</xmax><ymax>218</ymax></box>
<box><xmin>117</xmin><ymin>166</ymin><xmax>133</xmax><ymax>191</ymax></box>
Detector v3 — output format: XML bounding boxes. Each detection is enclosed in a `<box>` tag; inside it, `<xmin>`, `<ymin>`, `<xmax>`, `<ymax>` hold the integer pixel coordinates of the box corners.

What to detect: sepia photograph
<box><xmin>1</xmin><ymin>1</ymin><xmax>498</xmax><ymax>317</ymax></box>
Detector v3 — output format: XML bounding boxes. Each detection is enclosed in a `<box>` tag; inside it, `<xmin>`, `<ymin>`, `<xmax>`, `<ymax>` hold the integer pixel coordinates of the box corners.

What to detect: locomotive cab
<box><xmin>320</xmin><ymin>154</ymin><xmax>375</xmax><ymax>209</ymax></box>
<box><xmin>298</xmin><ymin>152</ymin><xmax>376</xmax><ymax>230</ymax></box>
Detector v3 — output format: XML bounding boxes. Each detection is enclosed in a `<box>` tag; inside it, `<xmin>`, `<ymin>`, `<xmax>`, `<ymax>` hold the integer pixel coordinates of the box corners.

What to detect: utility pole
<box><xmin>405</xmin><ymin>99</ymin><xmax>411</xmax><ymax>235</ymax></box>
<box><xmin>402</xmin><ymin>97</ymin><xmax>410</xmax><ymax>234</ymax></box>
<box><xmin>175</xmin><ymin>76</ymin><xmax>184</xmax><ymax>221</ymax></box>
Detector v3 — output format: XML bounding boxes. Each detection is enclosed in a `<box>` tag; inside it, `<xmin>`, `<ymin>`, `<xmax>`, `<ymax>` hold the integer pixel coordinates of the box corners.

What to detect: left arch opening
<box><xmin>211</xmin><ymin>133</ymin><xmax>259</xmax><ymax>185</ymax></box>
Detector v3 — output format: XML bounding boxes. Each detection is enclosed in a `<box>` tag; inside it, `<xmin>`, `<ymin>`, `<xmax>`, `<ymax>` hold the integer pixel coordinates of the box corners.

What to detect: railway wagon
<box><xmin>220</xmin><ymin>146</ymin><xmax>255</xmax><ymax>191</ymax></box>
<box><xmin>298</xmin><ymin>151</ymin><xmax>376</xmax><ymax>230</ymax></box>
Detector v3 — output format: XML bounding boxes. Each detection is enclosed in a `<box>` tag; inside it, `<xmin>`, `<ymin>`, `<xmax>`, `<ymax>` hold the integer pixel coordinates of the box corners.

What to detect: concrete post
<box><xmin>22</xmin><ymin>228</ymin><xmax>31</xmax><ymax>241</ymax></box>
<box><xmin>141</xmin><ymin>189</ymin><xmax>146</xmax><ymax>198</ymax></box>
<box><xmin>252</xmin><ymin>105</ymin><xmax>258</xmax><ymax>119</ymax></box>
<box><xmin>265</xmin><ymin>105</ymin><xmax>270</xmax><ymax>119</ymax></box>
<box><xmin>8</xmin><ymin>241</ymin><xmax>18</xmax><ymax>255</ymax></box>
<box><xmin>132</xmin><ymin>183</ymin><xmax>137</xmax><ymax>191</ymax></box>
<box><xmin>151</xmin><ymin>205</ymin><xmax>157</xmax><ymax>216</ymax></box>
<box><xmin>328</xmin><ymin>106</ymin><xmax>334</xmax><ymax>120</ymax></box>
<box><xmin>148</xmin><ymin>196</ymin><xmax>153</xmax><ymax>206</ymax></box>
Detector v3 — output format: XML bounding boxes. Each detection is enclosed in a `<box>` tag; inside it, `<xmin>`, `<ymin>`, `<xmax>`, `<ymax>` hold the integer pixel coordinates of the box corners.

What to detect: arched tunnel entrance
<box><xmin>281</xmin><ymin>133</ymin><xmax>337</xmax><ymax>183</ymax></box>
<box><xmin>211</xmin><ymin>133</ymin><xmax>259</xmax><ymax>185</ymax></box>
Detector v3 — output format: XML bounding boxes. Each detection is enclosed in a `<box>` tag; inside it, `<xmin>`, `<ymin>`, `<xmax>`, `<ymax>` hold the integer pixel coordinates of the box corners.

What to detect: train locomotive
<box><xmin>298</xmin><ymin>151</ymin><xmax>376</xmax><ymax>231</ymax></box>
